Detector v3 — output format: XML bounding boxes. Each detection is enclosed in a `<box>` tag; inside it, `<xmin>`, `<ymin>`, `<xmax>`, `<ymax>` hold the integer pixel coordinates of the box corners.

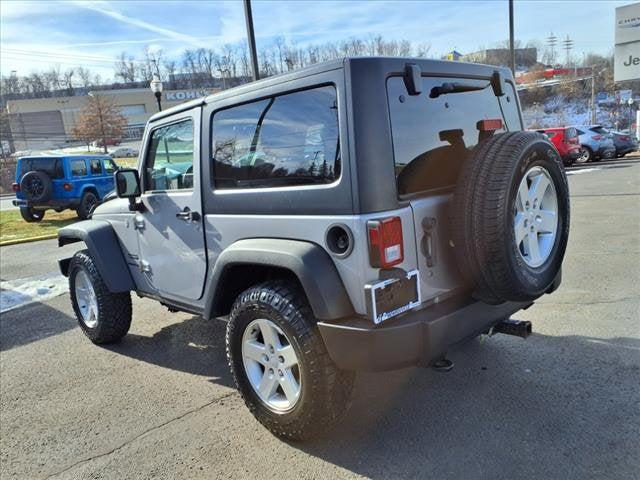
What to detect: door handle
<box><xmin>176</xmin><ymin>207</ymin><xmax>200</xmax><ymax>222</ymax></box>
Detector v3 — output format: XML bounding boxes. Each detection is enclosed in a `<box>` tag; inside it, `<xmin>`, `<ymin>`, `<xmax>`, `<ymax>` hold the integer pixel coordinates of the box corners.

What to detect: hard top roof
<box><xmin>149</xmin><ymin>56</ymin><xmax>513</xmax><ymax>122</ymax></box>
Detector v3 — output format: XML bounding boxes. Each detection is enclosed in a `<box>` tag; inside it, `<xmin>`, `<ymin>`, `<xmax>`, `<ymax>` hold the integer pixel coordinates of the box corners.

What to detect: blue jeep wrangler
<box><xmin>12</xmin><ymin>155</ymin><xmax>118</xmax><ymax>222</ymax></box>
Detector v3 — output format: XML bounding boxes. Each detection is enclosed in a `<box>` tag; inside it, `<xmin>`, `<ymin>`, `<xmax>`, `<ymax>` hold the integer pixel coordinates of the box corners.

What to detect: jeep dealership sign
<box><xmin>615</xmin><ymin>3</ymin><xmax>640</xmax><ymax>82</ymax></box>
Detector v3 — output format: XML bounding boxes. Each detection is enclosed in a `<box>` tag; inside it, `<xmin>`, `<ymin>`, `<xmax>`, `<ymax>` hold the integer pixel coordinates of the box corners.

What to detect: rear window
<box><xmin>565</xmin><ymin>128</ymin><xmax>578</xmax><ymax>139</ymax></box>
<box><xmin>590</xmin><ymin>126</ymin><xmax>608</xmax><ymax>134</ymax></box>
<box><xmin>387</xmin><ymin>76</ymin><xmax>520</xmax><ymax>196</ymax></box>
<box><xmin>20</xmin><ymin>158</ymin><xmax>64</xmax><ymax>179</ymax></box>
<box><xmin>211</xmin><ymin>85</ymin><xmax>340</xmax><ymax>189</ymax></box>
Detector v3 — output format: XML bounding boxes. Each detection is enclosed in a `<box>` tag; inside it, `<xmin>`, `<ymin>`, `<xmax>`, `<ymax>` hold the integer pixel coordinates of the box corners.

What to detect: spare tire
<box><xmin>451</xmin><ymin>131</ymin><xmax>570</xmax><ymax>304</ymax></box>
<box><xmin>20</xmin><ymin>170</ymin><xmax>53</xmax><ymax>202</ymax></box>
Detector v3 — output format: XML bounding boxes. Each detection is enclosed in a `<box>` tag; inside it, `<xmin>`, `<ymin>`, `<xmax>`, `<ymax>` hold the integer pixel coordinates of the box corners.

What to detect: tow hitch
<box><xmin>491</xmin><ymin>319</ymin><xmax>532</xmax><ymax>339</ymax></box>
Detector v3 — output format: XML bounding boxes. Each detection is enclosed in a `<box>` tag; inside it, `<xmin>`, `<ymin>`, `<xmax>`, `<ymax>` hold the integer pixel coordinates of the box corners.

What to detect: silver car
<box><xmin>573</xmin><ymin>125</ymin><xmax>616</xmax><ymax>162</ymax></box>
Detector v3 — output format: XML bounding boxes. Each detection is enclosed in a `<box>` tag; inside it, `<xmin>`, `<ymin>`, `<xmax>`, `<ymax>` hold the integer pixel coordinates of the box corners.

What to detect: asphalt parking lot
<box><xmin>1</xmin><ymin>158</ymin><xmax>639</xmax><ymax>480</ymax></box>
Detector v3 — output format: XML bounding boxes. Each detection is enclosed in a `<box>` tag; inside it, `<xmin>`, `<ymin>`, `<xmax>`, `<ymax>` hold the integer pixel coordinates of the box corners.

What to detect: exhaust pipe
<box><xmin>492</xmin><ymin>319</ymin><xmax>532</xmax><ymax>339</ymax></box>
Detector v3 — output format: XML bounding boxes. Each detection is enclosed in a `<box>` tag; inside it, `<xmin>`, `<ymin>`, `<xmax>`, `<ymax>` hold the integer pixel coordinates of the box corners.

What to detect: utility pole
<box><xmin>562</xmin><ymin>35</ymin><xmax>573</xmax><ymax>68</ymax></box>
<box><xmin>509</xmin><ymin>0</ymin><xmax>515</xmax><ymax>76</ymax></box>
<box><xmin>243</xmin><ymin>0</ymin><xmax>260</xmax><ymax>81</ymax></box>
<box><xmin>591</xmin><ymin>66</ymin><xmax>597</xmax><ymax>124</ymax></box>
<box><xmin>546</xmin><ymin>32</ymin><xmax>558</xmax><ymax>65</ymax></box>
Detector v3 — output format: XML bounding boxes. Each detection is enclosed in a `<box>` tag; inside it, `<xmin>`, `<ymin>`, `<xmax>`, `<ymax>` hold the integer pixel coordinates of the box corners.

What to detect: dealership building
<box><xmin>6</xmin><ymin>86</ymin><xmax>219</xmax><ymax>152</ymax></box>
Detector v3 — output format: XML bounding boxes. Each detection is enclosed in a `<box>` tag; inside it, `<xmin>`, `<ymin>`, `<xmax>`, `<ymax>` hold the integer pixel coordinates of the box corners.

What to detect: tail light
<box><xmin>63</xmin><ymin>183</ymin><xmax>73</xmax><ymax>191</ymax></box>
<box><xmin>592</xmin><ymin>134</ymin><xmax>602</xmax><ymax>140</ymax></box>
<box><xmin>620</xmin><ymin>135</ymin><xmax>630</xmax><ymax>141</ymax></box>
<box><xmin>12</xmin><ymin>183</ymin><xmax>20</xmax><ymax>192</ymax></box>
<box><xmin>477</xmin><ymin>119</ymin><xmax>503</xmax><ymax>131</ymax></box>
<box><xmin>367</xmin><ymin>216</ymin><xmax>404</xmax><ymax>268</ymax></box>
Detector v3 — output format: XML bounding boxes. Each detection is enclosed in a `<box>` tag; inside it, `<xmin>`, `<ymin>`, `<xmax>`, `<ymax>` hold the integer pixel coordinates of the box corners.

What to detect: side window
<box><xmin>144</xmin><ymin>119</ymin><xmax>194</xmax><ymax>191</ymax></box>
<box><xmin>90</xmin><ymin>159</ymin><xmax>102</xmax><ymax>175</ymax></box>
<box><xmin>104</xmin><ymin>159</ymin><xmax>117</xmax><ymax>174</ymax></box>
<box><xmin>575</xmin><ymin>129</ymin><xmax>584</xmax><ymax>135</ymax></box>
<box><xmin>70</xmin><ymin>159</ymin><xmax>87</xmax><ymax>177</ymax></box>
<box><xmin>211</xmin><ymin>85</ymin><xmax>340</xmax><ymax>189</ymax></box>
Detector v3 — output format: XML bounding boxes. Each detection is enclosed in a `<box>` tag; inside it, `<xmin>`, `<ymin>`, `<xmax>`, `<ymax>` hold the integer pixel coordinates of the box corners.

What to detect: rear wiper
<box><xmin>429</xmin><ymin>82</ymin><xmax>490</xmax><ymax>99</ymax></box>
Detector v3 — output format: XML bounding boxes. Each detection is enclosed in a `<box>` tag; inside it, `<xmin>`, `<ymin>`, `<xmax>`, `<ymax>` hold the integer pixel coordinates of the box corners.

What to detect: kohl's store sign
<box><xmin>165</xmin><ymin>90</ymin><xmax>211</xmax><ymax>101</ymax></box>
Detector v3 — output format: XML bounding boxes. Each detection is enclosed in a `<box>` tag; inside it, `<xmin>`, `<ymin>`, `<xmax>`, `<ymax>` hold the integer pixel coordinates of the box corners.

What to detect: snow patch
<box><xmin>0</xmin><ymin>273</ymin><xmax>69</xmax><ymax>313</ymax></box>
<box><xmin>566</xmin><ymin>168</ymin><xmax>602</xmax><ymax>176</ymax></box>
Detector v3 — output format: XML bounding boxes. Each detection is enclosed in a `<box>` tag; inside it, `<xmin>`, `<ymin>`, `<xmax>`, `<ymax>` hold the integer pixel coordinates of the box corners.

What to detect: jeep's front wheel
<box><xmin>226</xmin><ymin>281</ymin><xmax>354</xmax><ymax>440</ymax></box>
<box><xmin>69</xmin><ymin>249</ymin><xmax>132</xmax><ymax>344</ymax></box>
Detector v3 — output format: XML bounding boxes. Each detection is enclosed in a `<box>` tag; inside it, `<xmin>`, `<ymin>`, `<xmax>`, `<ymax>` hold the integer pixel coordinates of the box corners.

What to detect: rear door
<box><xmin>136</xmin><ymin>108</ymin><xmax>206</xmax><ymax>301</ymax></box>
<box><xmin>387</xmin><ymin>75</ymin><xmax>522</xmax><ymax>303</ymax></box>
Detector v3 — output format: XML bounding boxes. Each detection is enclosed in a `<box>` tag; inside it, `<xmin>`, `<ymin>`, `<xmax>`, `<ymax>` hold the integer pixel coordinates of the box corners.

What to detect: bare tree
<box><xmin>72</xmin><ymin>94</ymin><xmax>127</xmax><ymax>153</ymax></box>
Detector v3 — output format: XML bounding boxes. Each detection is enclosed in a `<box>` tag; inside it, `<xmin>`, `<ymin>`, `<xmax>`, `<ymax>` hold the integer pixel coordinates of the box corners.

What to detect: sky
<box><xmin>0</xmin><ymin>0</ymin><xmax>630</xmax><ymax>79</ymax></box>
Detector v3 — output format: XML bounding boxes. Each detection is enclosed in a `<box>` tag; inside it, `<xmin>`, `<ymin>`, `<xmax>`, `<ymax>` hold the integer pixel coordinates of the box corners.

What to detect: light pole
<box><xmin>243</xmin><ymin>0</ymin><xmax>260</xmax><ymax>81</ymax></box>
<box><xmin>627</xmin><ymin>97</ymin><xmax>635</xmax><ymax>131</ymax></box>
<box><xmin>150</xmin><ymin>75</ymin><xmax>163</xmax><ymax>111</ymax></box>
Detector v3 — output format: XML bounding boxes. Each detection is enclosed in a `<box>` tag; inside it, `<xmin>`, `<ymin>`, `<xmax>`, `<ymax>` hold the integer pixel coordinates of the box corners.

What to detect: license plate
<box><xmin>366</xmin><ymin>269</ymin><xmax>421</xmax><ymax>324</ymax></box>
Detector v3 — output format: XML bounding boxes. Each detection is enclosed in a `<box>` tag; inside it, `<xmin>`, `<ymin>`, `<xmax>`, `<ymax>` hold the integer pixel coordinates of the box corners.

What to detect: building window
<box><xmin>121</xmin><ymin>104</ymin><xmax>146</xmax><ymax>117</ymax></box>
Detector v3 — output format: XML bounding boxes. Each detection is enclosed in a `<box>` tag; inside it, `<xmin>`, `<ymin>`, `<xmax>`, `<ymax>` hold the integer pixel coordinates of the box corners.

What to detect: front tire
<box><xmin>69</xmin><ymin>249</ymin><xmax>132</xmax><ymax>344</ymax></box>
<box><xmin>77</xmin><ymin>191</ymin><xmax>98</xmax><ymax>220</ymax></box>
<box><xmin>19</xmin><ymin>207</ymin><xmax>44</xmax><ymax>223</ymax></box>
<box><xmin>226</xmin><ymin>281</ymin><xmax>354</xmax><ymax>440</ymax></box>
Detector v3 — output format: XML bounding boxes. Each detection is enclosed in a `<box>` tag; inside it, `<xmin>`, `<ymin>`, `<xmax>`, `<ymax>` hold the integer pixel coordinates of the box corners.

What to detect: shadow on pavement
<box><xmin>0</xmin><ymin>301</ymin><xmax>76</xmax><ymax>351</ymax></box>
<box><xmin>105</xmin><ymin>315</ymin><xmax>235</xmax><ymax>388</ymax></box>
<box><xmin>292</xmin><ymin>326</ymin><xmax>640</xmax><ymax>480</ymax></box>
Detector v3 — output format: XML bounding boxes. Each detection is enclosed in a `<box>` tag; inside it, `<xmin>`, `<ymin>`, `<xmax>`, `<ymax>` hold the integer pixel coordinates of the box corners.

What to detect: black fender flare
<box><xmin>204</xmin><ymin>238</ymin><xmax>354</xmax><ymax>321</ymax></box>
<box><xmin>58</xmin><ymin>220</ymin><xmax>135</xmax><ymax>293</ymax></box>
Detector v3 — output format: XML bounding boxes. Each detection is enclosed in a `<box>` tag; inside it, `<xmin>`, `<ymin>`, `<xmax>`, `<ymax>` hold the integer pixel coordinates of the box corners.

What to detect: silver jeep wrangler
<box><xmin>58</xmin><ymin>57</ymin><xmax>569</xmax><ymax>440</ymax></box>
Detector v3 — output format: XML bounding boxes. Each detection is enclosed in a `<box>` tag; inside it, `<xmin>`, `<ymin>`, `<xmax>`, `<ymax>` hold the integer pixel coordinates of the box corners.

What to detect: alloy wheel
<box><xmin>514</xmin><ymin>166</ymin><xmax>559</xmax><ymax>268</ymax></box>
<box><xmin>241</xmin><ymin>318</ymin><xmax>301</xmax><ymax>412</ymax></box>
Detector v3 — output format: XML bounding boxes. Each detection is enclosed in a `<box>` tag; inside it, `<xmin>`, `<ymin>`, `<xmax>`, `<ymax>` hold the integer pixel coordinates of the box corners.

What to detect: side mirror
<box><xmin>114</xmin><ymin>169</ymin><xmax>143</xmax><ymax>211</ymax></box>
<box><xmin>115</xmin><ymin>168</ymin><xmax>141</xmax><ymax>198</ymax></box>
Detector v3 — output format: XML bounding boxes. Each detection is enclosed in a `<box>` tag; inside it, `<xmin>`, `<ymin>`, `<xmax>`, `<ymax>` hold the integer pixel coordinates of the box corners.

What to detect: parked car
<box><xmin>609</xmin><ymin>130</ymin><xmax>638</xmax><ymax>157</ymax></box>
<box><xmin>12</xmin><ymin>155</ymin><xmax>118</xmax><ymax>222</ymax></box>
<box><xmin>93</xmin><ymin>138</ymin><xmax>121</xmax><ymax>147</ymax></box>
<box><xmin>110</xmin><ymin>147</ymin><xmax>139</xmax><ymax>158</ymax></box>
<box><xmin>573</xmin><ymin>125</ymin><xmax>616</xmax><ymax>162</ymax></box>
<box><xmin>536</xmin><ymin>127</ymin><xmax>581</xmax><ymax>166</ymax></box>
<box><xmin>58</xmin><ymin>58</ymin><xmax>570</xmax><ymax>440</ymax></box>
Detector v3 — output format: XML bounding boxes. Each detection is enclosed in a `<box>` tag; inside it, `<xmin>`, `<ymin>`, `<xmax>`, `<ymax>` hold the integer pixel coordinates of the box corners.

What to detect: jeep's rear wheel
<box><xmin>226</xmin><ymin>281</ymin><xmax>354</xmax><ymax>440</ymax></box>
<box><xmin>69</xmin><ymin>249</ymin><xmax>132</xmax><ymax>344</ymax></box>
<box><xmin>451</xmin><ymin>131</ymin><xmax>570</xmax><ymax>304</ymax></box>
<box><xmin>19</xmin><ymin>207</ymin><xmax>45</xmax><ymax>223</ymax></box>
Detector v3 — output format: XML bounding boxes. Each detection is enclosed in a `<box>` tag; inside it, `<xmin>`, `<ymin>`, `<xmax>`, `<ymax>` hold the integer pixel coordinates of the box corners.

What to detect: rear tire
<box><xmin>76</xmin><ymin>191</ymin><xmax>98</xmax><ymax>220</ymax></box>
<box><xmin>19</xmin><ymin>207</ymin><xmax>45</xmax><ymax>223</ymax></box>
<box><xmin>69</xmin><ymin>249</ymin><xmax>132</xmax><ymax>344</ymax></box>
<box><xmin>451</xmin><ymin>131</ymin><xmax>570</xmax><ymax>303</ymax></box>
<box><xmin>226</xmin><ymin>281</ymin><xmax>354</xmax><ymax>440</ymax></box>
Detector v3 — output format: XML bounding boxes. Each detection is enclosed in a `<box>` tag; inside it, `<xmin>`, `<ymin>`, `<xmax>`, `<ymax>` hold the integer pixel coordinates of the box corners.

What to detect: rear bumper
<box><xmin>12</xmin><ymin>198</ymin><xmax>80</xmax><ymax>209</ymax></box>
<box><xmin>318</xmin><ymin>297</ymin><xmax>532</xmax><ymax>372</ymax></box>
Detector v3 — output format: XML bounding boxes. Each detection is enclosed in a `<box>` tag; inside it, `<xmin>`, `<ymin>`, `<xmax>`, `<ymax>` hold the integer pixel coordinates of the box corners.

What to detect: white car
<box><xmin>109</xmin><ymin>147</ymin><xmax>139</xmax><ymax>158</ymax></box>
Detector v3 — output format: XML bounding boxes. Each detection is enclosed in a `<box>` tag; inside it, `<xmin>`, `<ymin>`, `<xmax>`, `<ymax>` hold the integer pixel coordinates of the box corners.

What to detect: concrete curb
<box><xmin>0</xmin><ymin>233</ymin><xmax>58</xmax><ymax>247</ymax></box>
